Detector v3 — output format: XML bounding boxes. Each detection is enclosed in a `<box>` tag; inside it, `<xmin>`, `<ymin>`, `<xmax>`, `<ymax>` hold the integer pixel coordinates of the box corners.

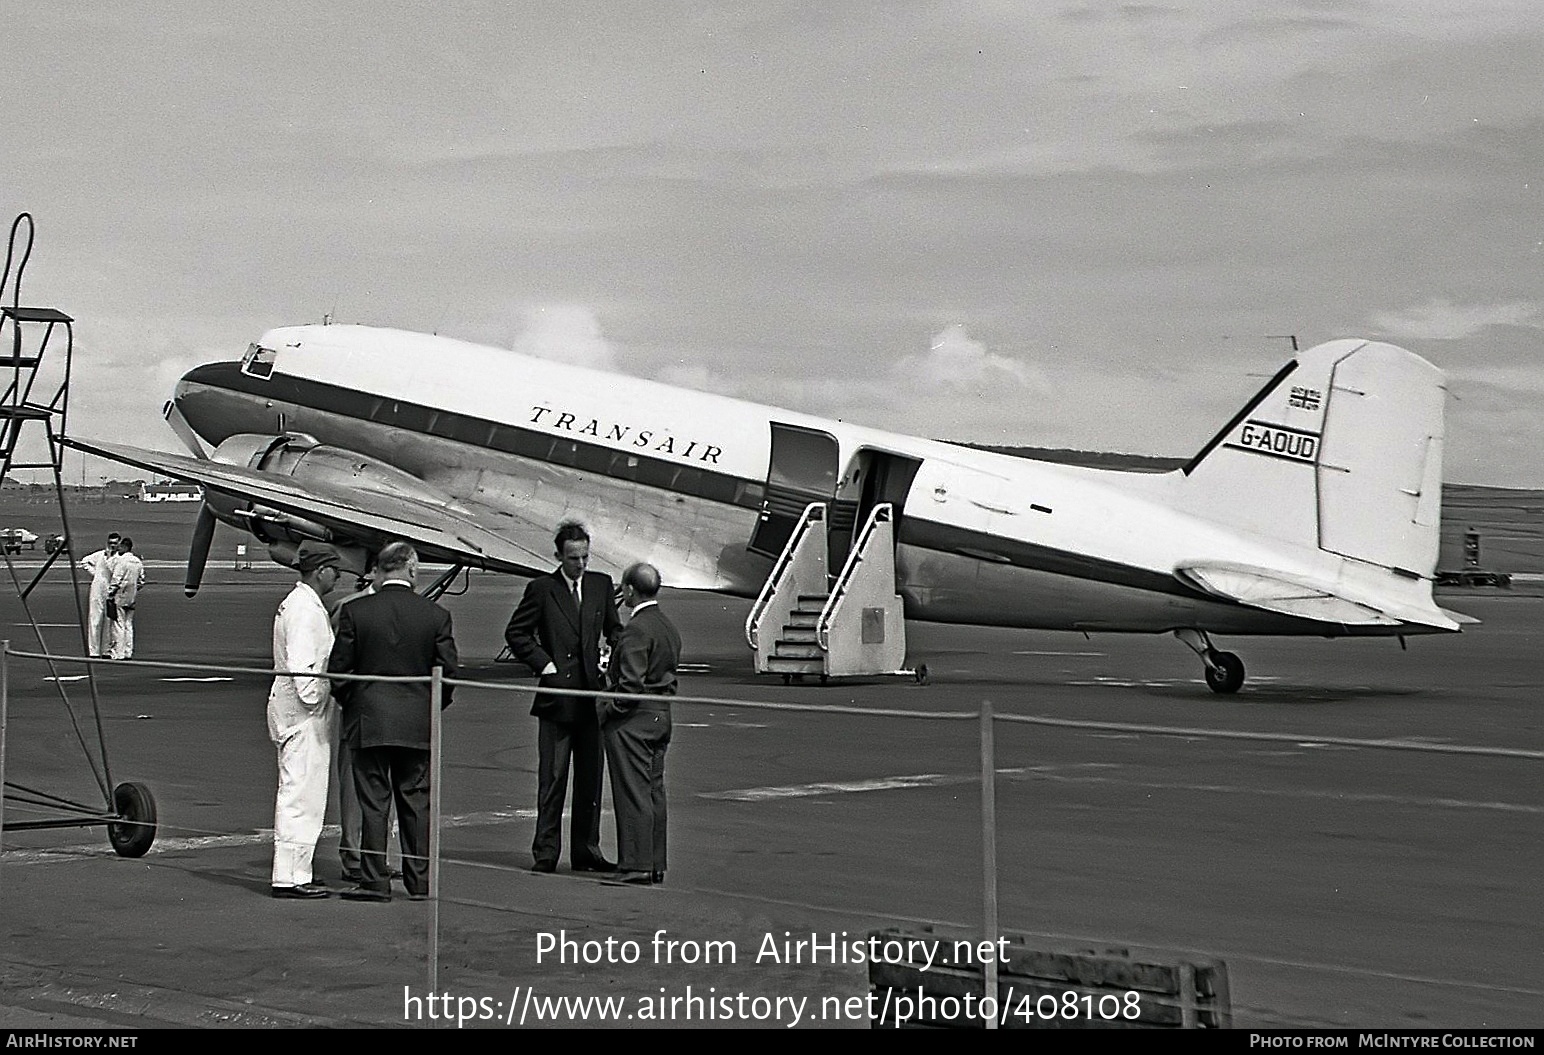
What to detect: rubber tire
<box><xmin>914</xmin><ymin>663</ymin><xmax>930</xmax><ymax>686</ymax></box>
<box><xmin>1204</xmin><ymin>651</ymin><xmax>1245</xmax><ymax>695</ymax></box>
<box><xmin>107</xmin><ymin>781</ymin><xmax>157</xmax><ymax>858</ymax></box>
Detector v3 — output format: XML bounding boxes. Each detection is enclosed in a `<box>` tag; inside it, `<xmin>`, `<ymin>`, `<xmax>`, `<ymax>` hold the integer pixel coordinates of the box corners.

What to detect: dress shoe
<box><xmin>651</xmin><ymin>872</ymin><xmax>665</xmax><ymax>885</ymax></box>
<box><xmin>573</xmin><ymin>856</ymin><xmax>618</xmax><ymax>873</ymax></box>
<box><xmin>530</xmin><ymin>860</ymin><xmax>557</xmax><ymax>874</ymax></box>
<box><xmin>271</xmin><ymin>882</ymin><xmax>331</xmax><ymax>900</ymax></box>
<box><xmin>341</xmin><ymin>870</ymin><xmax>364</xmax><ymax>885</ymax></box>
<box><xmin>340</xmin><ymin>885</ymin><xmax>392</xmax><ymax>902</ymax></box>
<box><xmin>405</xmin><ymin>891</ymin><xmax>430</xmax><ymax>902</ymax></box>
<box><xmin>615</xmin><ymin>870</ymin><xmax>653</xmax><ymax>885</ymax></box>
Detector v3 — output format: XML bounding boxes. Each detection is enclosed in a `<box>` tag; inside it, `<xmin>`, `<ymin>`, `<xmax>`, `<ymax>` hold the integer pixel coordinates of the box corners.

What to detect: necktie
<box><xmin>571</xmin><ymin>576</ymin><xmax>581</xmax><ymax>608</ymax></box>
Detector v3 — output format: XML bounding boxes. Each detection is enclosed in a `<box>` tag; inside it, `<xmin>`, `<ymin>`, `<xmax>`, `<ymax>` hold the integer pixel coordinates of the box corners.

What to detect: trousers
<box><xmin>602</xmin><ymin>705</ymin><xmax>671</xmax><ymax>874</ymax></box>
<box><xmin>272</xmin><ymin>708</ymin><xmax>336</xmax><ymax>886</ymax></box>
<box><xmin>352</xmin><ymin>744</ymin><xmax>430</xmax><ymax>896</ymax></box>
<box><xmin>532</xmin><ymin>715</ymin><xmax>606</xmax><ymax>867</ymax></box>
<box><xmin>109</xmin><ymin>605</ymin><xmax>136</xmax><ymax>659</ymax></box>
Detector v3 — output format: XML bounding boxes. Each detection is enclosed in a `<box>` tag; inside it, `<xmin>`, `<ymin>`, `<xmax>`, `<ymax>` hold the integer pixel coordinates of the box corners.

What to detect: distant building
<box><xmin>139</xmin><ymin>481</ymin><xmax>201</xmax><ymax>503</ymax></box>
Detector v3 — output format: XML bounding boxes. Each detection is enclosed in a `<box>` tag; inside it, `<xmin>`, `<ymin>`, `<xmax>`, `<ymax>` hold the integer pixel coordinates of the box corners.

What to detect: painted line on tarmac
<box><xmin>702</xmin><ymin>765</ymin><xmax>1544</xmax><ymax>815</ymax></box>
<box><xmin>1025</xmin><ymin>770</ymin><xmax>1544</xmax><ymax>815</ymax></box>
<box><xmin>0</xmin><ymin>807</ymin><xmax>540</xmax><ymax>866</ymax></box>
<box><xmin>702</xmin><ymin>773</ymin><xmax>956</xmax><ymax>800</ymax></box>
<box><xmin>700</xmin><ymin>766</ymin><xmax>1076</xmax><ymax>801</ymax></box>
<box><xmin>161</xmin><ymin>676</ymin><xmax>236</xmax><ymax>683</ymax></box>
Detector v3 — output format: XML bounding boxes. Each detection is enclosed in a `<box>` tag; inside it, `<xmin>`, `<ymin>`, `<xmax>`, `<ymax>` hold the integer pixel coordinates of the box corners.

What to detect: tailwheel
<box><xmin>1203</xmin><ymin>651</ymin><xmax>1245</xmax><ymax>695</ymax></box>
<box><xmin>107</xmin><ymin>781</ymin><xmax>158</xmax><ymax>858</ymax></box>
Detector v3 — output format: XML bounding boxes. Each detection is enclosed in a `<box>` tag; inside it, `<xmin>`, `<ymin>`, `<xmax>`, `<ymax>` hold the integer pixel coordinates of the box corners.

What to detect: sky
<box><xmin>3</xmin><ymin>1</ymin><xmax>1541</xmax><ymax>487</ymax></box>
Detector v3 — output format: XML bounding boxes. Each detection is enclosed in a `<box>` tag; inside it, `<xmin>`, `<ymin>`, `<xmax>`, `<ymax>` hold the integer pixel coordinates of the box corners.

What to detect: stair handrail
<box><xmin>745</xmin><ymin>502</ymin><xmax>826</xmax><ymax>650</ymax></box>
<box><xmin>817</xmin><ymin>503</ymin><xmax>892</xmax><ymax>650</ymax></box>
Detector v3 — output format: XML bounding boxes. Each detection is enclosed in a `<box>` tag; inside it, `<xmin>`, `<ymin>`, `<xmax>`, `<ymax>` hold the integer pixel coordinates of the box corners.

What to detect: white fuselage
<box><xmin>172</xmin><ymin>325</ymin><xmax>1426</xmax><ymax>637</ymax></box>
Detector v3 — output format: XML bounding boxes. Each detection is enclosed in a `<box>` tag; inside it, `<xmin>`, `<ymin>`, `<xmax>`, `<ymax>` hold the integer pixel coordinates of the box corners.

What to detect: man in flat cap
<box><xmin>268</xmin><ymin>540</ymin><xmax>344</xmax><ymax>899</ymax></box>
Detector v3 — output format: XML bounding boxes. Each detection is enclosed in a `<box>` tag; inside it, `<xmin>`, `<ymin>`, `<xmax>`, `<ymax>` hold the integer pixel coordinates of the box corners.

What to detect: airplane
<box><xmin>64</xmin><ymin>324</ymin><xmax>1470</xmax><ymax>693</ymax></box>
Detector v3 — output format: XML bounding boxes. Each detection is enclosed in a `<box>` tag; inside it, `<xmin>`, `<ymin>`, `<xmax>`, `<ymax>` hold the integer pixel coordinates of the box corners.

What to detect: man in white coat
<box><xmin>78</xmin><ymin>532</ymin><xmax>120</xmax><ymax>658</ymax></box>
<box><xmin>269</xmin><ymin>541</ymin><xmax>343</xmax><ymax>899</ymax></box>
<box><xmin>106</xmin><ymin>536</ymin><xmax>146</xmax><ymax>660</ymax></box>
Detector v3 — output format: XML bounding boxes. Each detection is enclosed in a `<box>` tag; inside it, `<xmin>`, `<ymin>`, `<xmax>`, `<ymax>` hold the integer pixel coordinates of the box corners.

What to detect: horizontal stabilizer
<box><xmin>1174</xmin><ymin>560</ymin><xmax>1463</xmax><ymax>631</ymax></box>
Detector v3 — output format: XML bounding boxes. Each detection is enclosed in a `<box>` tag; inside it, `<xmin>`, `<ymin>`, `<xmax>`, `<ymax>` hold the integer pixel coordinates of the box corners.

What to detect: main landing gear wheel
<box><xmin>107</xmin><ymin>781</ymin><xmax>158</xmax><ymax>858</ymax></box>
<box><xmin>914</xmin><ymin>664</ymin><xmax>930</xmax><ymax>686</ymax></box>
<box><xmin>1204</xmin><ymin>651</ymin><xmax>1245</xmax><ymax>695</ymax></box>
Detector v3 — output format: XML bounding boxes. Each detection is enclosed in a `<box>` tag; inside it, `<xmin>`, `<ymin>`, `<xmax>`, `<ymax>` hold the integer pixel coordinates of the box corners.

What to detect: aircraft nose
<box><xmin>166</xmin><ymin>362</ymin><xmax>239</xmax><ymax>458</ymax></box>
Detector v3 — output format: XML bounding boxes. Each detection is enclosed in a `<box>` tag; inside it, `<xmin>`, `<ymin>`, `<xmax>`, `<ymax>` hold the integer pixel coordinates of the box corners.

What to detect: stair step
<box><xmin>772</xmin><ymin>642</ymin><xmax>824</xmax><ymax>660</ymax></box>
<box><xmin>765</xmin><ymin>656</ymin><xmax>824</xmax><ymax>673</ymax></box>
<box><xmin>779</xmin><ymin>627</ymin><xmax>818</xmax><ymax>643</ymax></box>
<box><xmin>796</xmin><ymin>594</ymin><xmax>830</xmax><ymax>604</ymax></box>
<box><xmin>786</xmin><ymin>612</ymin><xmax>819</xmax><ymax>628</ymax></box>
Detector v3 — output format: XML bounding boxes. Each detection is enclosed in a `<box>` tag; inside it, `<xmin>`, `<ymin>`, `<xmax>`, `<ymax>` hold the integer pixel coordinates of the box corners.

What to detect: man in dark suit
<box><xmin>505</xmin><ymin>521</ymin><xmax>622</xmax><ymax>874</ymax></box>
<box><xmin>328</xmin><ymin>541</ymin><xmax>458</xmax><ymax>902</ymax></box>
<box><xmin>600</xmin><ymin>563</ymin><xmax>682</xmax><ymax>886</ymax></box>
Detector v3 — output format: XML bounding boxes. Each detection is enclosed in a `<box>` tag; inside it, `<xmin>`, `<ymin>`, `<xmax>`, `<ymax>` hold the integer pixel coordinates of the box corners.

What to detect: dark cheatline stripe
<box><xmin>185</xmin><ymin>362</ymin><xmax>766</xmax><ymax>510</ymax></box>
<box><xmin>899</xmin><ymin>517</ymin><xmax>1198</xmax><ymax>599</ymax></box>
<box><xmin>186</xmin><ymin>363</ymin><xmax>1209</xmax><ymax>603</ymax></box>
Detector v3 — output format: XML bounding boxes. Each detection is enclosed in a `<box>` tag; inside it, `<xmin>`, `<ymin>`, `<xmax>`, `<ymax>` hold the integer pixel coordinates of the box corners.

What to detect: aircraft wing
<box><xmin>63</xmin><ymin>437</ymin><xmax>552</xmax><ymax>574</ymax></box>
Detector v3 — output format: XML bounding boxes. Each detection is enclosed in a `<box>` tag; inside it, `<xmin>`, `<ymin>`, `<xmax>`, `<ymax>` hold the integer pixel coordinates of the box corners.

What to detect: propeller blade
<box><xmin>185</xmin><ymin>503</ymin><xmax>217</xmax><ymax>597</ymax></box>
<box><xmin>162</xmin><ymin>399</ymin><xmax>209</xmax><ymax>459</ymax></box>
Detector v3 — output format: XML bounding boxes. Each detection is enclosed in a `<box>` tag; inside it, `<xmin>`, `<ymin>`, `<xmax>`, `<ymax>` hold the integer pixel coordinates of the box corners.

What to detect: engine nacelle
<box><xmin>201</xmin><ymin>434</ymin><xmax>459</xmax><ymax>555</ymax></box>
<box><xmin>265</xmin><ymin>539</ymin><xmax>371</xmax><ymax>577</ymax></box>
<box><xmin>211</xmin><ymin>433</ymin><xmax>459</xmax><ymax>507</ymax></box>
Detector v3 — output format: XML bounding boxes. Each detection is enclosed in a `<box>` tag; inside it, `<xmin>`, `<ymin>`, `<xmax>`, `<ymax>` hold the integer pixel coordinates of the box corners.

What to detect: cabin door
<box><xmin>747</xmin><ymin>423</ymin><xmax>841</xmax><ymax>558</ymax></box>
<box><xmin>829</xmin><ymin>448</ymin><xmax>923</xmax><ymax>570</ymax></box>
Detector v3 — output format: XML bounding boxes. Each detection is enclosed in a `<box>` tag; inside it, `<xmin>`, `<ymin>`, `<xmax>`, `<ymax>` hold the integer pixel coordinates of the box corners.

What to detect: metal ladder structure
<box><xmin>0</xmin><ymin>212</ymin><xmax>157</xmax><ymax>858</ymax></box>
<box><xmin>745</xmin><ymin>501</ymin><xmax>927</xmax><ymax>684</ymax></box>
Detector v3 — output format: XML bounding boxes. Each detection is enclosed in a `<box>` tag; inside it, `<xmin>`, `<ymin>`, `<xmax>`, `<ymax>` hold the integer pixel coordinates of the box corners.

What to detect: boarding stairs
<box><xmin>745</xmin><ymin>502</ymin><xmax>925</xmax><ymax>684</ymax></box>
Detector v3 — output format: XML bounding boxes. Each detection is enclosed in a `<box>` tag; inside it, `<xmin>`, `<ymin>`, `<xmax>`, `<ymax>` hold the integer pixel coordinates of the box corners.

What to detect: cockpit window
<box><xmin>241</xmin><ymin>342</ymin><xmax>277</xmax><ymax>379</ymax></box>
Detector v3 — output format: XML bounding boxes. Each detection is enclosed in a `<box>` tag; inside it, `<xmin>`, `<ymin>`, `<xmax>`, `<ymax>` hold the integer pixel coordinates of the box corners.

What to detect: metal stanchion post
<box><xmin>980</xmin><ymin>698</ymin><xmax>999</xmax><ymax>1028</ymax></box>
<box><xmin>1</xmin><ymin>641</ymin><xmax>10</xmax><ymax>871</ymax></box>
<box><xmin>429</xmin><ymin>666</ymin><xmax>443</xmax><ymax>999</ymax></box>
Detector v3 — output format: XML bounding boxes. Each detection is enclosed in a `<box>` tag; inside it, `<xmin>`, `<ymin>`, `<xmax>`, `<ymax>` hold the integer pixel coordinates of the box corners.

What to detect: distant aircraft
<box><xmin>66</xmin><ymin>325</ymin><xmax>1470</xmax><ymax>692</ymax></box>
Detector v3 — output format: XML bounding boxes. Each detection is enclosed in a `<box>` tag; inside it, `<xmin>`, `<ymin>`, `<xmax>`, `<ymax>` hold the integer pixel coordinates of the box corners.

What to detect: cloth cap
<box><xmin>295</xmin><ymin>541</ymin><xmax>340</xmax><ymax>573</ymax></box>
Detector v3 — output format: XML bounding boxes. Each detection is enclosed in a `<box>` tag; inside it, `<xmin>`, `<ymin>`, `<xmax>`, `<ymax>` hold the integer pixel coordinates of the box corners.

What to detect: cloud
<box><xmin>656</xmin><ymin>361</ymin><xmax>741</xmax><ymax>398</ymax></box>
<box><xmin>888</xmin><ymin>324</ymin><xmax>1048</xmax><ymax>394</ymax></box>
<box><xmin>1369</xmin><ymin>298</ymin><xmax>1542</xmax><ymax>340</ymax></box>
<box><xmin>509</xmin><ymin>305</ymin><xmax>617</xmax><ymax>369</ymax></box>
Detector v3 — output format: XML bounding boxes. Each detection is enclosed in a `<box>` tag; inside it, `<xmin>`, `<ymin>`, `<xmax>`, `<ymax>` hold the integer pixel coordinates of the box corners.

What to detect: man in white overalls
<box><xmin>269</xmin><ymin>541</ymin><xmax>343</xmax><ymax>898</ymax></box>
<box><xmin>78</xmin><ymin>532</ymin><xmax>120</xmax><ymax>658</ymax></box>
<box><xmin>106</xmin><ymin>536</ymin><xmax>146</xmax><ymax>660</ymax></box>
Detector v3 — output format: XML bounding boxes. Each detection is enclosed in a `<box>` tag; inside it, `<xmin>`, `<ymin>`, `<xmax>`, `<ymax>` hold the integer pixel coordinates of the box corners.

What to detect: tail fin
<box><xmin>1181</xmin><ymin>339</ymin><xmax>1446</xmax><ymax>578</ymax></box>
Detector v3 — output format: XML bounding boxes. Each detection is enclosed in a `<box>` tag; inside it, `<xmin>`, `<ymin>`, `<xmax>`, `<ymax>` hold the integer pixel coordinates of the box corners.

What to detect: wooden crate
<box><xmin>867</xmin><ymin>926</ymin><xmax>1230</xmax><ymax>1029</ymax></box>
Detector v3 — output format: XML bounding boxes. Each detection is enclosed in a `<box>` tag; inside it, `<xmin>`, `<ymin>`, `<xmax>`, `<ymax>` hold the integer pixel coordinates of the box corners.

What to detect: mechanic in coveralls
<box><xmin>78</xmin><ymin>532</ymin><xmax>120</xmax><ymax>658</ymax></box>
<box><xmin>106</xmin><ymin>536</ymin><xmax>146</xmax><ymax>659</ymax></box>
